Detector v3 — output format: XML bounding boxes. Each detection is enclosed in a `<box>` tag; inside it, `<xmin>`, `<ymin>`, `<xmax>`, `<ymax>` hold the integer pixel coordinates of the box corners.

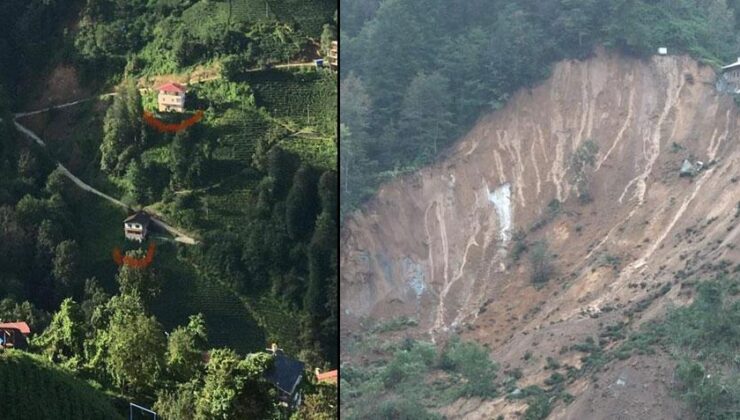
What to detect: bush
<box><xmin>358</xmin><ymin>397</ymin><xmax>443</xmax><ymax>420</ymax></box>
<box><xmin>382</xmin><ymin>342</ymin><xmax>435</xmax><ymax>389</ymax></box>
<box><xmin>439</xmin><ymin>337</ymin><xmax>498</xmax><ymax>398</ymax></box>
<box><xmin>524</xmin><ymin>394</ymin><xmax>552</xmax><ymax>420</ymax></box>
<box><xmin>529</xmin><ymin>240</ymin><xmax>554</xmax><ymax>285</ymax></box>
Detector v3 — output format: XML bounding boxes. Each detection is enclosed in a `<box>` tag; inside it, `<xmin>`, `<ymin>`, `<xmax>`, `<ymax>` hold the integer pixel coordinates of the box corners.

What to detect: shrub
<box><xmin>440</xmin><ymin>337</ymin><xmax>498</xmax><ymax>398</ymax></box>
<box><xmin>530</xmin><ymin>240</ymin><xmax>554</xmax><ymax>285</ymax></box>
<box><xmin>545</xmin><ymin>356</ymin><xmax>560</xmax><ymax>370</ymax></box>
<box><xmin>524</xmin><ymin>394</ymin><xmax>552</xmax><ymax>420</ymax></box>
<box><xmin>570</xmin><ymin>140</ymin><xmax>599</xmax><ymax>203</ymax></box>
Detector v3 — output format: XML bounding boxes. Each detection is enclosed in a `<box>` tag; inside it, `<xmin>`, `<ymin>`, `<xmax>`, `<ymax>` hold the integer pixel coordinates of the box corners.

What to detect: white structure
<box><xmin>124</xmin><ymin>211</ymin><xmax>151</xmax><ymax>242</ymax></box>
<box><xmin>658</xmin><ymin>47</ymin><xmax>667</xmax><ymax>55</ymax></box>
<box><xmin>328</xmin><ymin>41</ymin><xmax>337</xmax><ymax>69</ymax></box>
<box><xmin>157</xmin><ymin>82</ymin><xmax>186</xmax><ymax>112</ymax></box>
<box><xmin>720</xmin><ymin>58</ymin><xmax>740</xmax><ymax>93</ymax></box>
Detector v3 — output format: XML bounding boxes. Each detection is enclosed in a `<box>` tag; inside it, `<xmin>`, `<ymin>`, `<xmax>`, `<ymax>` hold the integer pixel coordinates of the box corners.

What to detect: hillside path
<box><xmin>11</xmin><ymin>118</ymin><xmax>199</xmax><ymax>245</ymax></box>
<box><xmin>13</xmin><ymin>61</ymin><xmax>315</xmax><ymax>118</ymax></box>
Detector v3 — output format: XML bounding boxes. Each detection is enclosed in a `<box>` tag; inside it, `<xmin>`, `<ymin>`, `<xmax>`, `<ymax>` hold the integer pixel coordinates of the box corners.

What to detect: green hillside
<box><xmin>0</xmin><ymin>351</ymin><xmax>123</xmax><ymax>420</ymax></box>
<box><xmin>0</xmin><ymin>0</ymin><xmax>337</xmax><ymax>417</ymax></box>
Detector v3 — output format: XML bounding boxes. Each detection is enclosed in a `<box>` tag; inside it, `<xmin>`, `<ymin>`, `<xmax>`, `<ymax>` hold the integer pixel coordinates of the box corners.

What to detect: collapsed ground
<box><xmin>340</xmin><ymin>50</ymin><xmax>740</xmax><ymax>419</ymax></box>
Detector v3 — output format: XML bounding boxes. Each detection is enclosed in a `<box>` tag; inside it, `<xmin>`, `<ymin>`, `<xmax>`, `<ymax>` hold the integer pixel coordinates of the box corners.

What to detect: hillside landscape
<box><xmin>0</xmin><ymin>0</ymin><xmax>337</xmax><ymax>418</ymax></box>
<box><xmin>340</xmin><ymin>1</ymin><xmax>740</xmax><ymax>419</ymax></box>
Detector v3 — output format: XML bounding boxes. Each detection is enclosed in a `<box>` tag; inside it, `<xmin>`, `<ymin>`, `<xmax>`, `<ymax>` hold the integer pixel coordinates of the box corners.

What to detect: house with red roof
<box><xmin>0</xmin><ymin>322</ymin><xmax>31</xmax><ymax>350</ymax></box>
<box><xmin>315</xmin><ymin>368</ymin><xmax>338</xmax><ymax>384</ymax></box>
<box><xmin>157</xmin><ymin>82</ymin><xmax>187</xmax><ymax>113</ymax></box>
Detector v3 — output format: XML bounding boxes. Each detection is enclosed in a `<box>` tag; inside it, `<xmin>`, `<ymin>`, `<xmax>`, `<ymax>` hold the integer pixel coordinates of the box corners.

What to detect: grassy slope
<box><xmin>0</xmin><ymin>351</ymin><xmax>124</xmax><ymax>420</ymax></box>
<box><xmin>72</xmin><ymin>186</ymin><xmax>265</xmax><ymax>354</ymax></box>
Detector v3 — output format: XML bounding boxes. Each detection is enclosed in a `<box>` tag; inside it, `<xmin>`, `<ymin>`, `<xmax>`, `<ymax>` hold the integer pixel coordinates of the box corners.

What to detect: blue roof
<box><xmin>264</xmin><ymin>352</ymin><xmax>305</xmax><ymax>395</ymax></box>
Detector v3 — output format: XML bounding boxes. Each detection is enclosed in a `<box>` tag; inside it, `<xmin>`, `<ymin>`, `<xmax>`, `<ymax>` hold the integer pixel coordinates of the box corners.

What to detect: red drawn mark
<box><xmin>112</xmin><ymin>243</ymin><xmax>156</xmax><ymax>268</ymax></box>
<box><xmin>143</xmin><ymin>110</ymin><xmax>204</xmax><ymax>133</ymax></box>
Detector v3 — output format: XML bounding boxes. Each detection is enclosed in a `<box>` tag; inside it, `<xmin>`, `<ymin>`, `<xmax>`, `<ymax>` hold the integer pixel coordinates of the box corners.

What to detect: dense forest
<box><xmin>0</xmin><ymin>0</ymin><xmax>336</xmax><ymax>418</ymax></box>
<box><xmin>340</xmin><ymin>0</ymin><xmax>740</xmax><ymax>217</ymax></box>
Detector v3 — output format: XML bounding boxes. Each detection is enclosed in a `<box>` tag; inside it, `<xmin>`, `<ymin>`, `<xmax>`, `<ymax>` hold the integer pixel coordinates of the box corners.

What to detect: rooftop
<box><xmin>157</xmin><ymin>82</ymin><xmax>186</xmax><ymax>94</ymax></box>
<box><xmin>721</xmin><ymin>57</ymin><xmax>740</xmax><ymax>70</ymax></box>
<box><xmin>0</xmin><ymin>322</ymin><xmax>31</xmax><ymax>335</ymax></box>
<box><xmin>316</xmin><ymin>369</ymin><xmax>338</xmax><ymax>383</ymax></box>
<box><xmin>124</xmin><ymin>211</ymin><xmax>151</xmax><ymax>225</ymax></box>
<box><xmin>264</xmin><ymin>351</ymin><xmax>305</xmax><ymax>395</ymax></box>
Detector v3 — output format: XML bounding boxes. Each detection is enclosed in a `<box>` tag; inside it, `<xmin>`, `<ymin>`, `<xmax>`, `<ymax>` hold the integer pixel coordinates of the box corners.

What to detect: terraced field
<box><xmin>150</xmin><ymin>243</ymin><xmax>265</xmax><ymax>354</ymax></box>
<box><xmin>209</xmin><ymin>107</ymin><xmax>269</xmax><ymax>164</ymax></box>
<box><xmin>245</xmin><ymin>295</ymin><xmax>303</xmax><ymax>356</ymax></box>
<box><xmin>0</xmin><ymin>352</ymin><xmax>124</xmax><ymax>420</ymax></box>
<box><xmin>181</xmin><ymin>0</ymin><xmax>335</xmax><ymax>38</ymax></box>
<box><xmin>246</xmin><ymin>69</ymin><xmax>336</xmax><ymax>125</ymax></box>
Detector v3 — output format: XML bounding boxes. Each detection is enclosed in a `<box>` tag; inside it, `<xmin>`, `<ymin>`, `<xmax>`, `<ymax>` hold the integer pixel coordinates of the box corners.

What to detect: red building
<box><xmin>0</xmin><ymin>322</ymin><xmax>31</xmax><ymax>350</ymax></box>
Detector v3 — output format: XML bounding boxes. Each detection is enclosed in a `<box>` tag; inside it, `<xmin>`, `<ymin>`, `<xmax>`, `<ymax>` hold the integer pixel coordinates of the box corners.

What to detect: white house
<box><xmin>721</xmin><ymin>58</ymin><xmax>740</xmax><ymax>92</ymax></box>
<box><xmin>124</xmin><ymin>211</ymin><xmax>151</xmax><ymax>242</ymax></box>
<box><xmin>157</xmin><ymin>82</ymin><xmax>186</xmax><ymax>112</ymax></box>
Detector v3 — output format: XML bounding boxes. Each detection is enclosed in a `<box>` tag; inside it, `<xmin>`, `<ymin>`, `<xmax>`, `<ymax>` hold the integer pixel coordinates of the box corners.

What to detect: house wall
<box><xmin>158</xmin><ymin>92</ymin><xmax>186</xmax><ymax>112</ymax></box>
<box><xmin>724</xmin><ymin>68</ymin><xmax>740</xmax><ymax>83</ymax></box>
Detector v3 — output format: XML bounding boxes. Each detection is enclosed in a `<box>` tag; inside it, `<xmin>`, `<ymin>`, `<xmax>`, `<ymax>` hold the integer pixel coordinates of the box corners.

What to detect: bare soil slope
<box><xmin>341</xmin><ymin>49</ymin><xmax>740</xmax><ymax>418</ymax></box>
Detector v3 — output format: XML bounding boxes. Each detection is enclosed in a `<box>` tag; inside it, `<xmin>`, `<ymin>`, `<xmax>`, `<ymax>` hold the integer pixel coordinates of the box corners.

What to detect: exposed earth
<box><xmin>341</xmin><ymin>48</ymin><xmax>740</xmax><ymax>418</ymax></box>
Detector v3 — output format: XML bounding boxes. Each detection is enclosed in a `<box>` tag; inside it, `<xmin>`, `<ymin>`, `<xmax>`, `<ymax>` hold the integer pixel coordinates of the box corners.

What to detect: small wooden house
<box><xmin>124</xmin><ymin>211</ymin><xmax>151</xmax><ymax>242</ymax></box>
<box><xmin>264</xmin><ymin>344</ymin><xmax>304</xmax><ymax>409</ymax></box>
<box><xmin>157</xmin><ymin>82</ymin><xmax>187</xmax><ymax>113</ymax></box>
<box><xmin>0</xmin><ymin>322</ymin><xmax>30</xmax><ymax>350</ymax></box>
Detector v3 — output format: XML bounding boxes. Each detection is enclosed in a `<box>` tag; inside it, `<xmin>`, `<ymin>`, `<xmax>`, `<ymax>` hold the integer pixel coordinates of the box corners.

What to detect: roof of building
<box><xmin>316</xmin><ymin>369</ymin><xmax>338</xmax><ymax>383</ymax></box>
<box><xmin>721</xmin><ymin>58</ymin><xmax>740</xmax><ymax>70</ymax></box>
<box><xmin>124</xmin><ymin>211</ymin><xmax>151</xmax><ymax>225</ymax></box>
<box><xmin>264</xmin><ymin>352</ymin><xmax>305</xmax><ymax>395</ymax></box>
<box><xmin>0</xmin><ymin>322</ymin><xmax>30</xmax><ymax>335</ymax></box>
<box><xmin>157</xmin><ymin>82</ymin><xmax>186</xmax><ymax>94</ymax></box>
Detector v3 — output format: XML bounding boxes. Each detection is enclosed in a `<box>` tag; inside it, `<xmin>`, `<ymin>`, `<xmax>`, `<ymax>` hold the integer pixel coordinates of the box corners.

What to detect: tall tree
<box><xmin>115</xmin><ymin>250</ymin><xmax>161</xmax><ymax>300</ymax></box>
<box><xmin>100</xmin><ymin>79</ymin><xmax>146</xmax><ymax>176</ymax></box>
<box><xmin>105</xmin><ymin>293</ymin><xmax>166</xmax><ymax>395</ymax></box>
<box><xmin>196</xmin><ymin>349</ymin><xmax>276</xmax><ymax>419</ymax></box>
<box><xmin>166</xmin><ymin>313</ymin><xmax>208</xmax><ymax>382</ymax></box>
<box><xmin>36</xmin><ymin>298</ymin><xmax>85</xmax><ymax>365</ymax></box>
<box><xmin>397</xmin><ymin>71</ymin><xmax>454</xmax><ymax>162</ymax></box>
<box><xmin>285</xmin><ymin>164</ymin><xmax>320</xmax><ymax>240</ymax></box>
<box><xmin>52</xmin><ymin>240</ymin><xmax>80</xmax><ymax>295</ymax></box>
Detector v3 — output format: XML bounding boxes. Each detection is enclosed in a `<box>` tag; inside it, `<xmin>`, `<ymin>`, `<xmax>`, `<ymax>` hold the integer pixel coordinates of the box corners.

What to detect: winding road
<box><xmin>9</xmin><ymin>109</ymin><xmax>199</xmax><ymax>245</ymax></box>
<box><xmin>9</xmin><ymin>62</ymin><xmax>319</xmax><ymax>245</ymax></box>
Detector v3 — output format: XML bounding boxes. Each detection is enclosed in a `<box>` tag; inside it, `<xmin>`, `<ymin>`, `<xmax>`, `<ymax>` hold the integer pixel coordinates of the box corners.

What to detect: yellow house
<box><xmin>157</xmin><ymin>82</ymin><xmax>186</xmax><ymax>112</ymax></box>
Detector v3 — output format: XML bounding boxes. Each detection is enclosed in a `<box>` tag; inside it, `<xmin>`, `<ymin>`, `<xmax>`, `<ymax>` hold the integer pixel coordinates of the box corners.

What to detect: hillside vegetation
<box><xmin>0</xmin><ymin>0</ymin><xmax>337</xmax><ymax>418</ymax></box>
<box><xmin>340</xmin><ymin>0</ymin><xmax>740</xmax><ymax>216</ymax></box>
<box><xmin>0</xmin><ymin>351</ymin><xmax>124</xmax><ymax>420</ymax></box>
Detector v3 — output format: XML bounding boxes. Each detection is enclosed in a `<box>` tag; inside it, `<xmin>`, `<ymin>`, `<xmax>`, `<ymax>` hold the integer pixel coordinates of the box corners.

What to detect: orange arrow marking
<box><xmin>143</xmin><ymin>110</ymin><xmax>203</xmax><ymax>133</ymax></box>
<box><xmin>112</xmin><ymin>242</ymin><xmax>157</xmax><ymax>268</ymax></box>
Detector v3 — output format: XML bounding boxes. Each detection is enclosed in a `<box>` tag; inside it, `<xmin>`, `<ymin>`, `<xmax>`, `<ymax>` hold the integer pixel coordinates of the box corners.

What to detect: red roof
<box><xmin>316</xmin><ymin>369</ymin><xmax>338</xmax><ymax>383</ymax></box>
<box><xmin>0</xmin><ymin>322</ymin><xmax>30</xmax><ymax>335</ymax></box>
<box><xmin>157</xmin><ymin>82</ymin><xmax>186</xmax><ymax>94</ymax></box>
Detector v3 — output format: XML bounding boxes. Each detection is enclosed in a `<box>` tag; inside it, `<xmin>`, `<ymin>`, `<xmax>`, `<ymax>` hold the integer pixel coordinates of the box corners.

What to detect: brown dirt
<box><xmin>138</xmin><ymin>63</ymin><xmax>222</xmax><ymax>89</ymax></box>
<box><xmin>341</xmin><ymin>48</ymin><xmax>740</xmax><ymax>418</ymax></box>
<box><xmin>23</xmin><ymin>64</ymin><xmax>91</xmax><ymax>111</ymax></box>
<box><xmin>550</xmin><ymin>354</ymin><xmax>691</xmax><ymax>420</ymax></box>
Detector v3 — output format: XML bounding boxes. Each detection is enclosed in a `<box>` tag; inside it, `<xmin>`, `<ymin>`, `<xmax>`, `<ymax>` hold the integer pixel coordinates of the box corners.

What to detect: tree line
<box><xmin>340</xmin><ymin>0</ymin><xmax>740</xmax><ymax>217</ymax></box>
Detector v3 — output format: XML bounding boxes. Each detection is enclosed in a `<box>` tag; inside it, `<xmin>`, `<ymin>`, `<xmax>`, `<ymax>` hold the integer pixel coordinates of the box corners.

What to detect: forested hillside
<box><xmin>340</xmin><ymin>0</ymin><xmax>740</xmax><ymax>216</ymax></box>
<box><xmin>0</xmin><ymin>0</ymin><xmax>337</xmax><ymax>418</ymax></box>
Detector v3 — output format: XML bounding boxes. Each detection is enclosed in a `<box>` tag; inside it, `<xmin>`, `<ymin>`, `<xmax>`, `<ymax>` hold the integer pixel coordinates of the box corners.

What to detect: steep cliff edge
<box><xmin>341</xmin><ymin>49</ymin><xmax>740</xmax><ymax>418</ymax></box>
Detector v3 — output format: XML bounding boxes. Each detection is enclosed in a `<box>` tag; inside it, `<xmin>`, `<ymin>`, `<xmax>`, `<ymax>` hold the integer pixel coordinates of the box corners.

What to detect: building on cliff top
<box><xmin>720</xmin><ymin>58</ymin><xmax>740</xmax><ymax>93</ymax></box>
